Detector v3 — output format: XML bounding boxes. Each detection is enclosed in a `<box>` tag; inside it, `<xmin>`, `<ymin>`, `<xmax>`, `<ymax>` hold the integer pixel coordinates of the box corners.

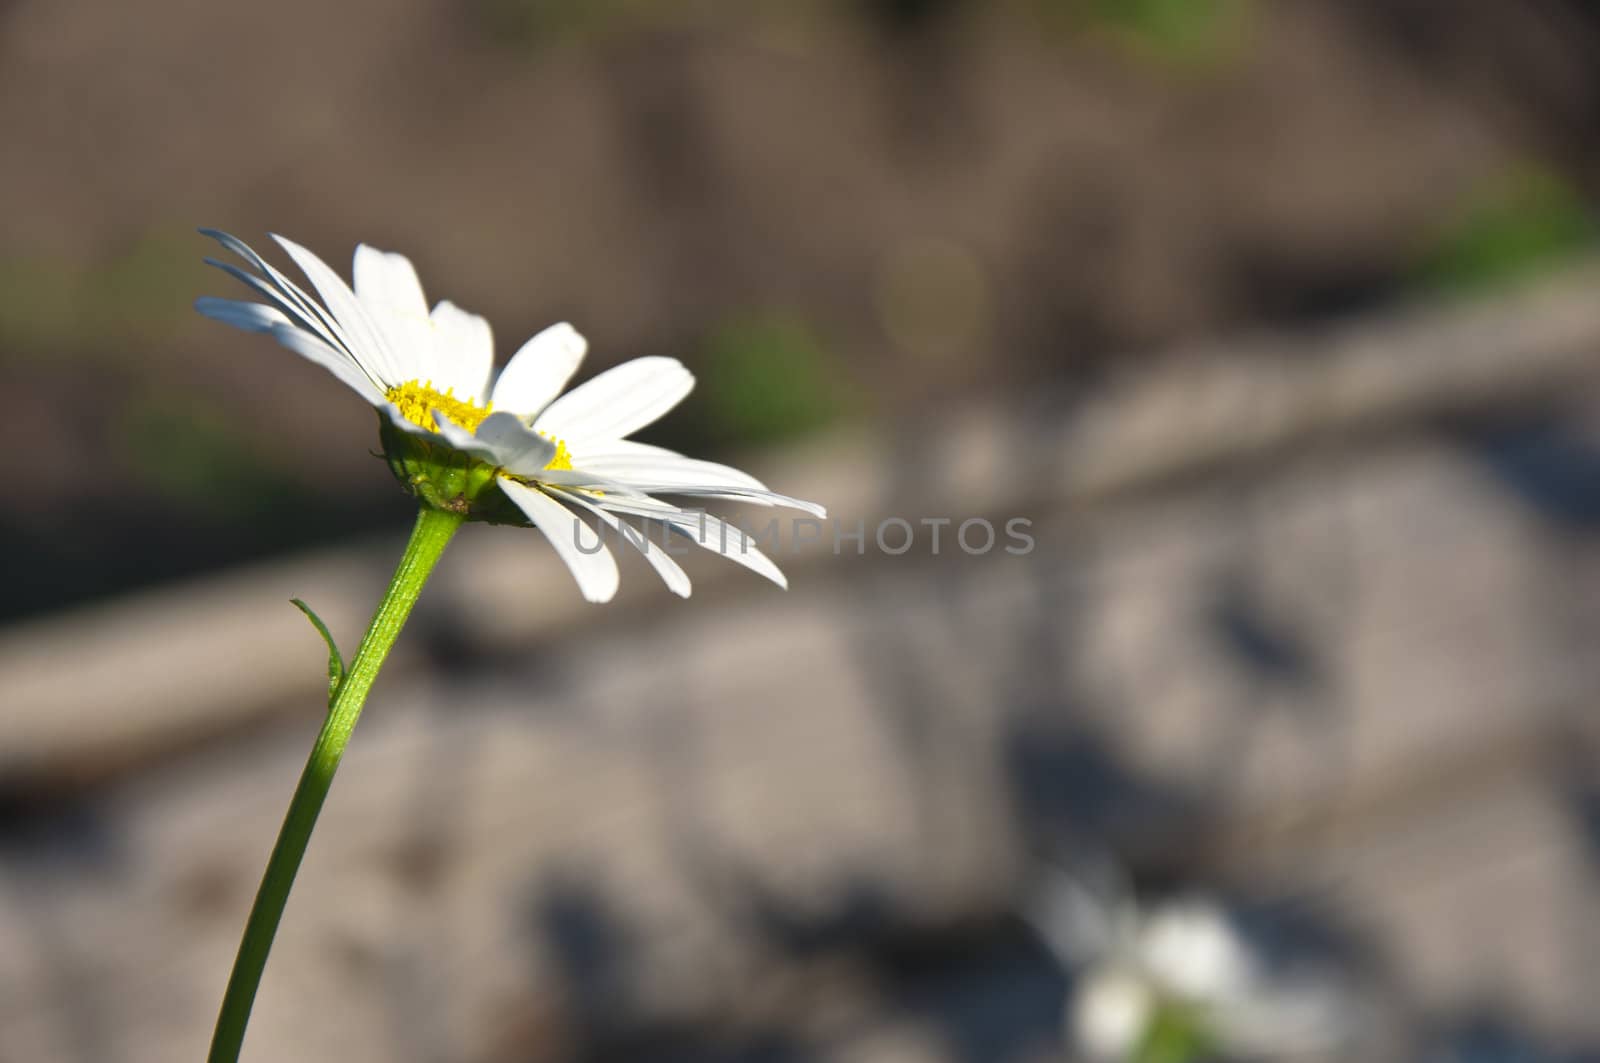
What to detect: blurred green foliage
<box><xmin>0</xmin><ymin>228</ymin><xmax>204</xmax><ymax>360</ymax></box>
<box><xmin>476</xmin><ymin>0</ymin><xmax>684</xmax><ymax>47</ymax></box>
<box><xmin>1033</xmin><ymin>0</ymin><xmax>1252</xmax><ymax>66</ymax></box>
<box><xmin>117</xmin><ymin>393</ymin><xmax>318</xmax><ymax>521</ymax></box>
<box><xmin>1417</xmin><ymin>166</ymin><xmax>1598</xmax><ymax>295</ymax></box>
<box><xmin>476</xmin><ymin>0</ymin><xmax>824</xmax><ymax>47</ymax></box>
<box><xmin>1135</xmin><ymin>998</ymin><xmax>1220</xmax><ymax>1063</ymax></box>
<box><xmin>1095</xmin><ymin>0</ymin><xmax>1245</xmax><ymax>56</ymax></box>
<box><xmin>473</xmin><ymin>0</ymin><xmax>1252</xmax><ymax>69</ymax></box>
<box><xmin>695</xmin><ymin>313</ymin><xmax>846</xmax><ymax>447</ymax></box>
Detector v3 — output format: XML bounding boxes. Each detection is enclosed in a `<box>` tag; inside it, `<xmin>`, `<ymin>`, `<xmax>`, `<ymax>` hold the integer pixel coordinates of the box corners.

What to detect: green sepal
<box><xmin>376</xmin><ymin>411</ymin><xmax>530</xmax><ymax>523</ymax></box>
<box><xmin>377</xmin><ymin>415</ymin><xmax>491</xmax><ymax>515</ymax></box>
<box><xmin>290</xmin><ymin>598</ymin><xmax>346</xmax><ymax>706</ymax></box>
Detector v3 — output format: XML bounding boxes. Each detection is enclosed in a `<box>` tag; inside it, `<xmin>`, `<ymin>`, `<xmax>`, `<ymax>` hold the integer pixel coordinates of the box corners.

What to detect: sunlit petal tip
<box><xmin>499</xmin><ymin>479</ymin><xmax>621</xmax><ymax>603</ymax></box>
<box><xmin>194</xmin><ymin>296</ymin><xmax>286</xmax><ymax>331</ymax></box>
<box><xmin>197</xmin><ymin>228</ymin><xmax>250</xmax><ymax>255</ymax></box>
<box><xmin>556</xmin><ymin>489</ymin><xmax>693</xmax><ymax>598</ymax></box>
<box><xmin>545</xmin><ymin>322</ymin><xmax>587</xmax><ymax>354</ymax></box>
<box><xmin>490</xmin><ymin>320</ymin><xmax>590</xmax><ymax>417</ymax></box>
<box><xmin>533</xmin><ymin>356</ymin><xmax>695</xmax><ymax>444</ymax></box>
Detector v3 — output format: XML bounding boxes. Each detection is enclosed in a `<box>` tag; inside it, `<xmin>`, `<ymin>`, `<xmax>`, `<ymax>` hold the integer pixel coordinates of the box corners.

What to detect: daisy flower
<box><xmin>195</xmin><ymin>230</ymin><xmax>824</xmax><ymax>602</ymax></box>
<box><xmin>1030</xmin><ymin>868</ymin><xmax>1359</xmax><ymax>1062</ymax></box>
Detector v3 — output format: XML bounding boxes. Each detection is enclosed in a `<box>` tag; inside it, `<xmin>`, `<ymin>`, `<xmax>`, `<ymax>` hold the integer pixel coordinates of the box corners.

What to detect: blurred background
<box><xmin>5</xmin><ymin>0</ymin><xmax>1600</xmax><ymax>1059</ymax></box>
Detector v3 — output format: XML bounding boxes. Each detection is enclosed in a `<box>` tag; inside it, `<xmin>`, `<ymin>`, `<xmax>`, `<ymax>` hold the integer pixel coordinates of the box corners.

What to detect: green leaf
<box><xmin>290</xmin><ymin>598</ymin><xmax>346</xmax><ymax>705</ymax></box>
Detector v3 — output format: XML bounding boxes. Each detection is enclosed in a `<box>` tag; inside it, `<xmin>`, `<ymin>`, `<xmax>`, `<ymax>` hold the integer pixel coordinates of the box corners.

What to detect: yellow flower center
<box><xmin>543</xmin><ymin>435</ymin><xmax>573</xmax><ymax>472</ymax></box>
<box><xmin>387</xmin><ymin>380</ymin><xmax>492</xmax><ymax>433</ymax></box>
<box><xmin>386</xmin><ymin>379</ymin><xmax>574</xmax><ymax>471</ymax></box>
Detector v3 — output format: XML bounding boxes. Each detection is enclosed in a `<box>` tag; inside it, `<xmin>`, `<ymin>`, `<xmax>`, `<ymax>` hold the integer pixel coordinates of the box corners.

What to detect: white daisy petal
<box><xmin>353</xmin><ymin>244</ymin><xmax>433</xmax><ymax>385</ymax></box>
<box><xmin>663</xmin><ymin>510</ymin><xmax>789</xmax><ymax>589</ymax></box>
<box><xmin>266</xmin><ymin>322</ymin><xmax>387</xmax><ymax>405</ymax></box>
<box><xmin>605</xmin><ymin>484</ymin><xmax>826</xmax><ymax>516</ymax></box>
<box><xmin>431</xmin><ymin>412</ymin><xmax>500</xmax><ymax>460</ymax></box>
<box><xmin>582</xmin><ymin>497</ymin><xmax>788</xmax><ymax>588</ymax></box>
<box><xmin>551</xmin><ymin>445</ymin><xmax>823</xmax><ymax>515</ymax></box>
<box><xmin>555</xmin><ymin>489</ymin><xmax>692</xmax><ymax>598</ymax></box>
<box><xmin>201</xmin><ymin>229</ymin><xmax>351</xmax><ymax>348</ymax></box>
<box><xmin>571</xmin><ymin>439</ymin><xmax>770</xmax><ymax>491</ymax></box>
<box><xmin>530</xmin><ymin>468</ymin><xmax>660</xmax><ymax>498</ymax></box>
<box><xmin>429</xmin><ymin>301</ymin><xmax>495</xmax><ymax>404</ymax></box>
<box><xmin>271</xmin><ymin>233</ymin><xmax>402</xmax><ymax>387</ymax></box>
<box><xmin>563</xmin><ymin>442</ymin><xmax>822</xmax><ymax>514</ymax></box>
<box><xmin>195</xmin><ymin>296</ymin><xmax>383</xmax><ymax>404</ymax></box>
<box><xmin>498</xmin><ymin>479</ymin><xmax>621</xmax><ymax>603</ymax></box>
<box><xmin>203</xmin><ymin>257</ymin><xmax>354</xmax><ymax>362</ymax></box>
<box><xmin>194</xmin><ymin>295</ymin><xmax>291</xmax><ymax>333</ymax></box>
<box><xmin>490</xmin><ymin>322</ymin><xmax>588</xmax><ymax>418</ymax></box>
<box><xmin>532</xmin><ymin>357</ymin><xmax>693</xmax><ymax>444</ymax></box>
<box><xmin>430</xmin><ymin>409</ymin><xmax>558</xmax><ymax>468</ymax></box>
<box><xmin>473</xmin><ymin>411</ymin><xmax>558</xmax><ymax>474</ymax></box>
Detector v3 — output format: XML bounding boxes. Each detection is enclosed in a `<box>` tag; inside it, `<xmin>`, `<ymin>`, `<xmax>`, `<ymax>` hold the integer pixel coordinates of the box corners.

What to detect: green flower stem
<box><xmin>208</xmin><ymin>504</ymin><xmax>464</xmax><ymax>1063</ymax></box>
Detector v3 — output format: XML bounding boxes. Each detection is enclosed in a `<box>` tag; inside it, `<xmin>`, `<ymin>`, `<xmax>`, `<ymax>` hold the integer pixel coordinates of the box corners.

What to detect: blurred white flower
<box><xmin>1136</xmin><ymin>899</ymin><xmax>1253</xmax><ymax>1006</ymax></box>
<box><xmin>196</xmin><ymin>230</ymin><xmax>824</xmax><ymax>602</ymax></box>
<box><xmin>1028</xmin><ymin>866</ymin><xmax>1359</xmax><ymax>1062</ymax></box>
<box><xmin>1074</xmin><ymin>967</ymin><xmax>1156</xmax><ymax>1062</ymax></box>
